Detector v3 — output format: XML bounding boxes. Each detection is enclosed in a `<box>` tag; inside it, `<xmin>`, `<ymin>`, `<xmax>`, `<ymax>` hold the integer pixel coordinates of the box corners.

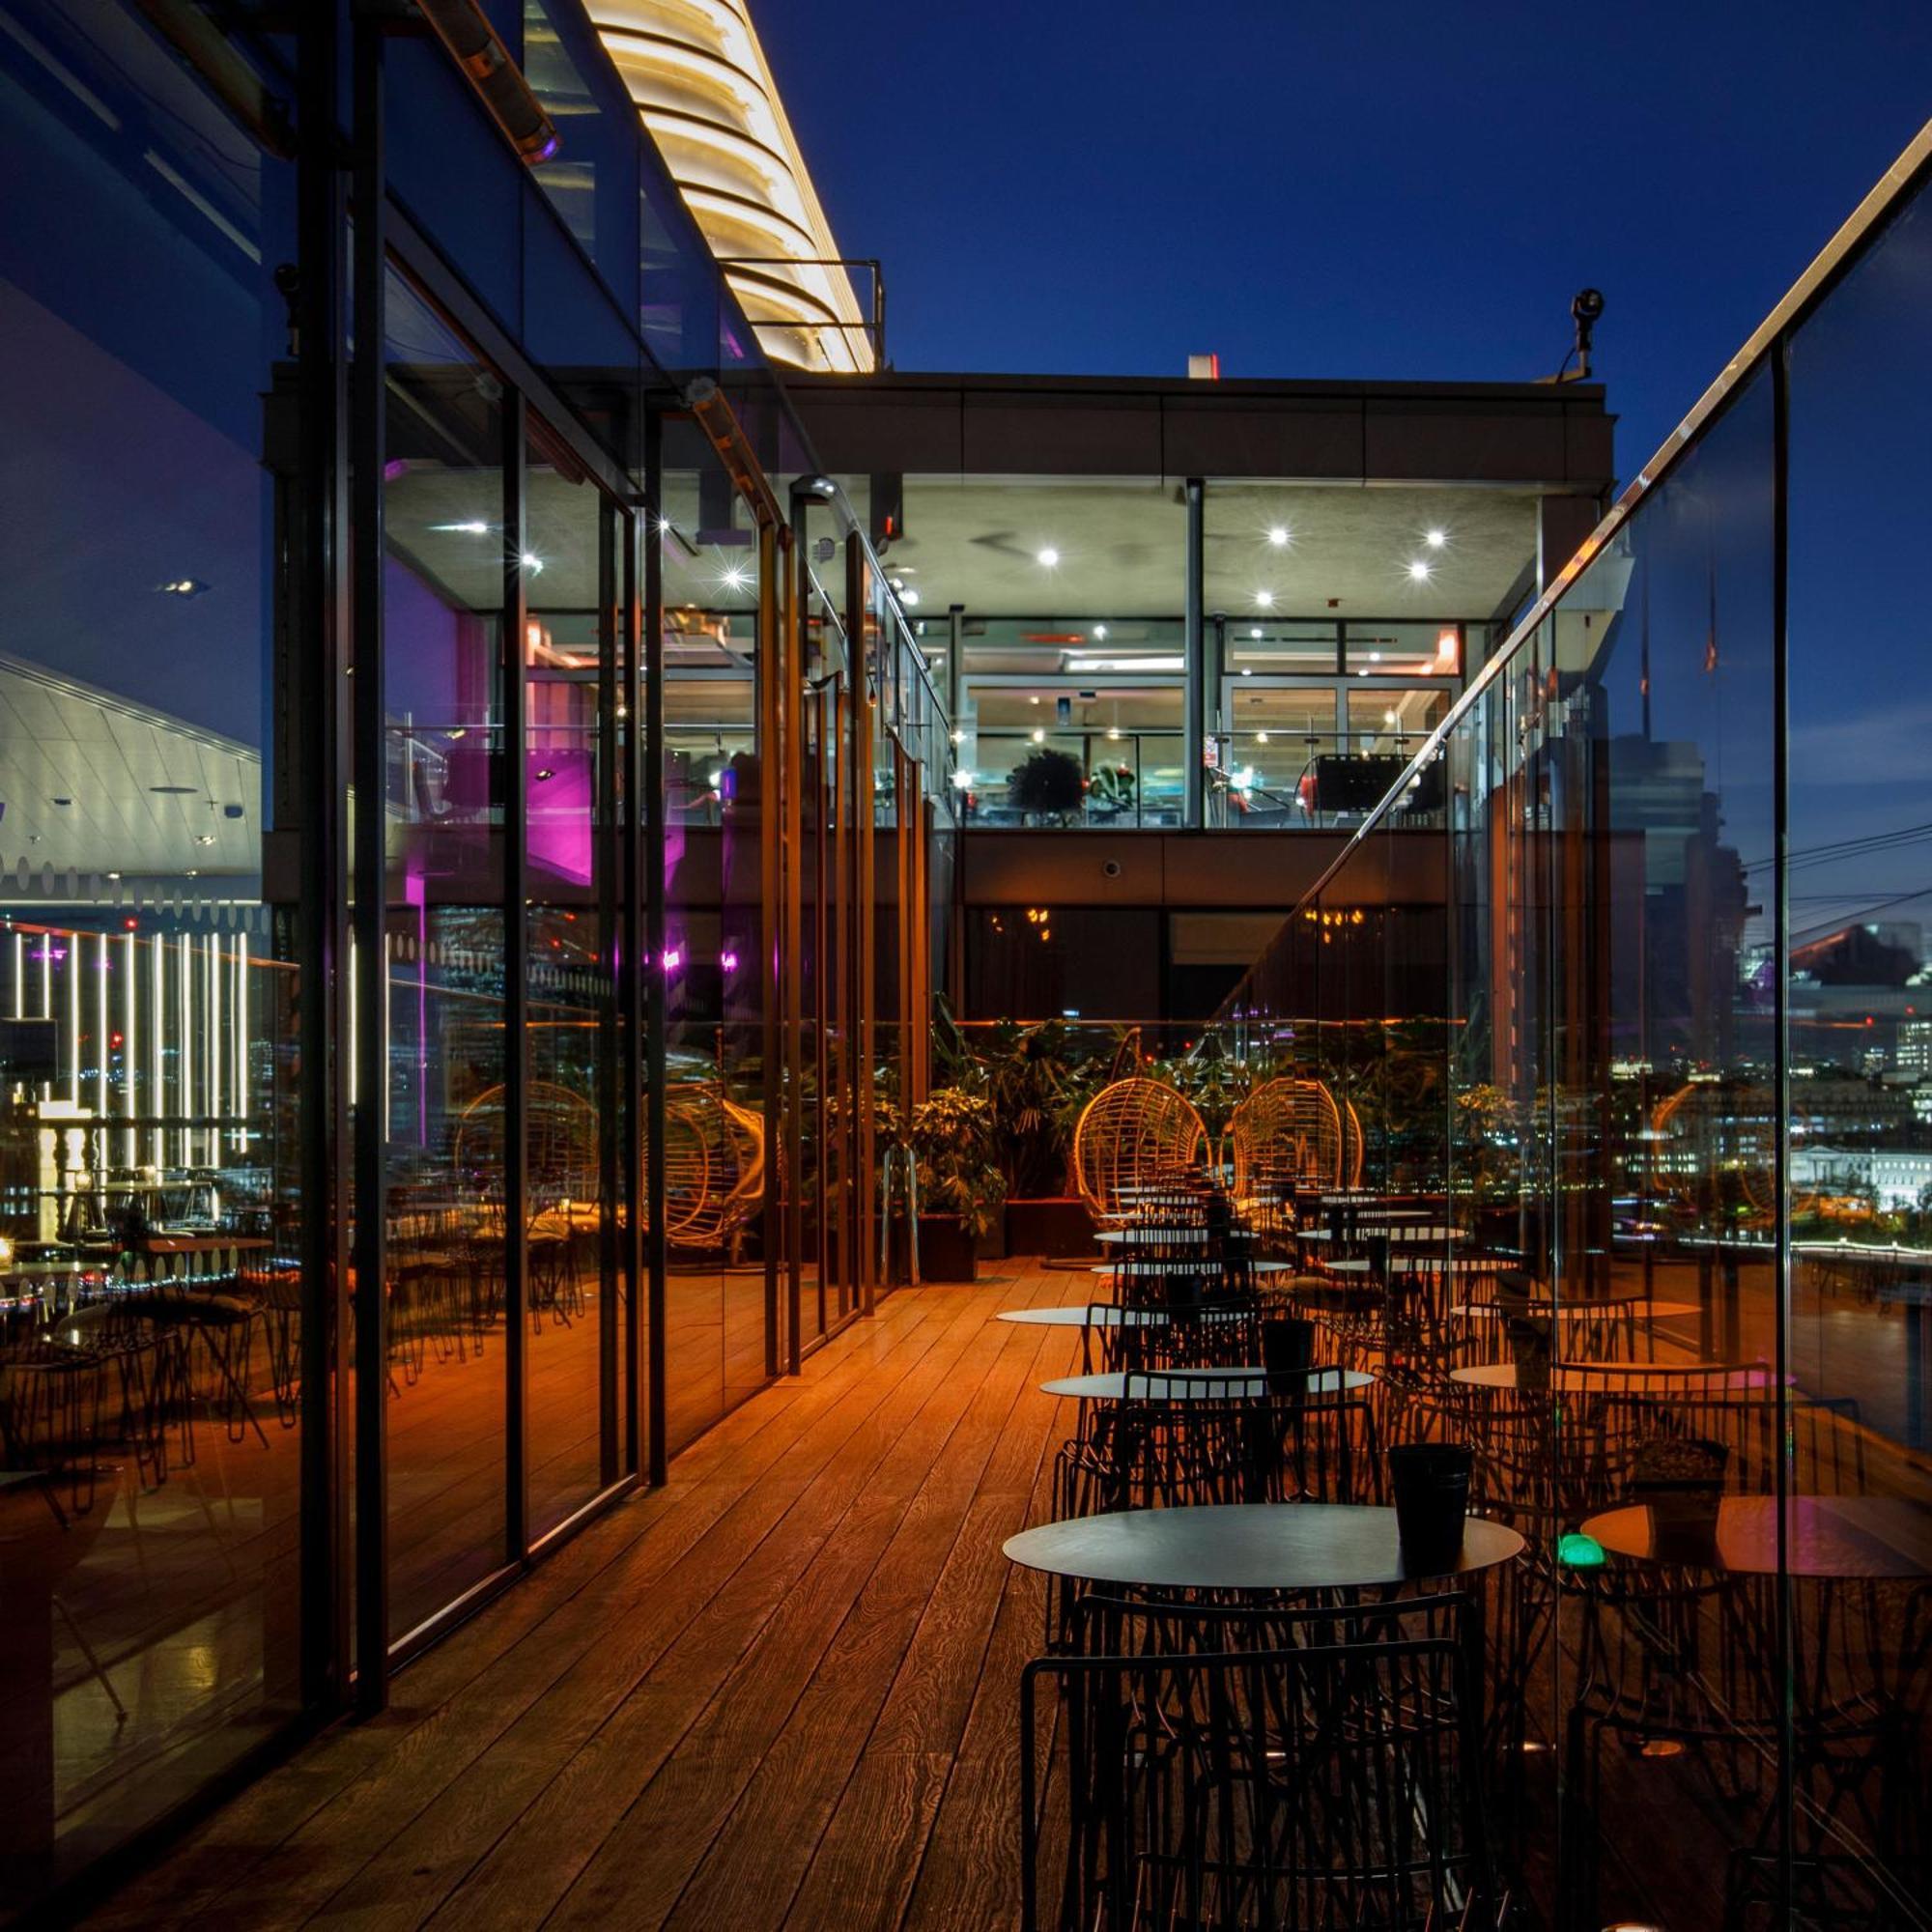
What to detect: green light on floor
<box><xmin>1557</xmin><ymin>1532</ymin><xmax>1605</xmax><ymax>1569</ymax></box>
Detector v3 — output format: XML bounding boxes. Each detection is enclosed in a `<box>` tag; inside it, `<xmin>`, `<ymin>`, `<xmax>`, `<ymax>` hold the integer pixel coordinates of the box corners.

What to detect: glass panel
<box><xmin>379</xmin><ymin>271</ymin><xmax>508</xmax><ymax>1637</ymax></box>
<box><xmin>0</xmin><ymin>3</ymin><xmax>301</xmax><ymax>1899</ymax></box>
<box><xmin>1785</xmin><ymin>173</ymin><xmax>1932</xmax><ymax>1918</ymax></box>
<box><xmin>659</xmin><ymin>421</ymin><xmax>768</xmax><ymax>1451</ymax></box>
<box><xmin>1345</xmin><ymin>618</ymin><xmax>1464</xmax><ymax>676</ymax></box>
<box><xmin>523</xmin><ymin>421</ymin><xmax>624</xmax><ymax>1537</ymax></box>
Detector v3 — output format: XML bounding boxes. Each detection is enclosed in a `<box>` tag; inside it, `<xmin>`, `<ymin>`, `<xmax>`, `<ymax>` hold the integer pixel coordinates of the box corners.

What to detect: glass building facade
<box><xmin>1225</xmin><ymin>128</ymin><xmax>1932</xmax><ymax>1926</ymax></box>
<box><xmin>0</xmin><ymin>1</ymin><xmax>947</xmax><ymax>1913</ymax></box>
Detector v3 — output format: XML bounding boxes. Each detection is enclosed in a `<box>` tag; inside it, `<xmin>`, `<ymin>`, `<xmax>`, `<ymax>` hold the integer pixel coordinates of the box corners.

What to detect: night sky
<box><xmin>763</xmin><ymin>0</ymin><xmax>1932</xmax><ymax>476</ymax></box>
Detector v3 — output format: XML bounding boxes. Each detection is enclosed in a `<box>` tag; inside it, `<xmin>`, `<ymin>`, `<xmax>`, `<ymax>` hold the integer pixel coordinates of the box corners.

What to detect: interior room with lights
<box><xmin>3</xmin><ymin>2</ymin><xmax>1931</xmax><ymax>1928</ymax></box>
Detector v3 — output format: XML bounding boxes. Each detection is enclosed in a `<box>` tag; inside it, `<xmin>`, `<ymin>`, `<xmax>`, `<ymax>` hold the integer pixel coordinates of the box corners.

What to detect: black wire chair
<box><xmin>1022</xmin><ymin>1593</ymin><xmax>1503</xmax><ymax>1930</ymax></box>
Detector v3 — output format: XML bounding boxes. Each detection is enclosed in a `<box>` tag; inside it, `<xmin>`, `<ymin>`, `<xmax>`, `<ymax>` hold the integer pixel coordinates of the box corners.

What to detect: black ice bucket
<box><xmin>1388</xmin><ymin>1442</ymin><xmax>1473</xmax><ymax>1573</ymax></box>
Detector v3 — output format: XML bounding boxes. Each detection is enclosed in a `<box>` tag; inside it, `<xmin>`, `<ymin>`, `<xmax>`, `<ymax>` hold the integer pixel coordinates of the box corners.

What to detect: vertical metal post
<box><xmin>503</xmin><ymin>391</ymin><xmax>529</xmax><ymax>1563</ymax></box>
<box><xmin>850</xmin><ymin>536</ymin><xmax>877</xmax><ymax>1318</ymax></box>
<box><xmin>1770</xmin><ymin>328</ymin><xmax>1795</xmax><ymax>1926</ymax></box>
<box><xmin>945</xmin><ymin>603</ymin><xmax>963</xmax><ymax>727</ymax></box>
<box><xmin>294</xmin><ymin>0</ymin><xmax>353</xmax><ymax>1714</ymax></box>
<box><xmin>348</xmin><ymin>5</ymin><xmax>388</xmax><ymax>1714</ymax></box>
<box><xmin>596</xmin><ymin>501</ymin><xmax>619</xmax><ymax>1488</ymax></box>
<box><xmin>757</xmin><ymin>515</ymin><xmax>782</xmax><ymax>1380</ymax></box>
<box><xmin>1184</xmin><ymin>478</ymin><xmax>1205</xmax><ymax>829</ymax></box>
<box><xmin>779</xmin><ymin>522</ymin><xmax>805</xmax><ymax>1373</ymax></box>
<box><xmin>641</xmin><ymin>412</ymin><xmax>667</xmax><ymax>1487</ymax></box>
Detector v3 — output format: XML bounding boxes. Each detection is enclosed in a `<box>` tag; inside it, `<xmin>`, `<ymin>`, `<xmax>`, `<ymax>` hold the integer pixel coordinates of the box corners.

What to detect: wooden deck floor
<box><xmin>79</xmin><ymin>1264</ymin><xmax>1081</xmax><ymax>1932</ymax></box>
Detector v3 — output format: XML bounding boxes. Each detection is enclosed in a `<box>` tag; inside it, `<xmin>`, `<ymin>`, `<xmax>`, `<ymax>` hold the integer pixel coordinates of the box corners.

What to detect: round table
<box><xmin>1298</xmin><ymin>1226</ymin><xmax>1469</xmax><ymax>1245</ymax></box>
<box><xmin>997</xmin><ymin>1304</ymin><xmax>1249</xmax><ymax>1330</ymax></box>
<box><xmin>1580</xmin><ymin>1494</ymin><xmax>1932</xmax><ymax>1578</ymax></box>
<box><xmin>1096</xmin><ymin>1226</ymin><xmax>1219</xmax><ymax>1246</ymax></box>
<box><xmin>1450</xmin><ymin>1361</ymin><xmax>1788</xmax><ymax>1395</ymax></box>
<box><xmin>1004</xmin><ymin>1502</ymin><xmax>1524</xmax><ymax>1591</ymax></box>
<box><xmin>1449</xmin><ymin>1297</ymin><xmax>1700</xmax><ymax>1324</ymax></box>
<box><xmin>1089</xmin><ymin>1258</ymin><xmax>1292</xmax><ymax>1277</ymax></box>
<box><xmin>1320</xmin><ymin>1193</ymin><xmax>1446</xmax><ymax>1208</ymax></box>
<box><xmin>1043</xmin><ymin>1367</ymin><xmax>1376</xmax><ymax>1403</ymax></box>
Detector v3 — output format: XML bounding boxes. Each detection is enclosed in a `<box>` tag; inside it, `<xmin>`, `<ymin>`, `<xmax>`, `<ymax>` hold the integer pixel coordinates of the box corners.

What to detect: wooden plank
<box><xmin>436</xmin><ymin>1282</ymin><xmax>1020</xmax><ymax>1931</ymax></box>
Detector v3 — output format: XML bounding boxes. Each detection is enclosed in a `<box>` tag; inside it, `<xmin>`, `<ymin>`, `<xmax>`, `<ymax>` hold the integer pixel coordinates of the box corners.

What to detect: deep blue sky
<box><xmin>765</xmin><ymin>0</ymin><xmax>1932</xmax><ymax>477</ymax></box>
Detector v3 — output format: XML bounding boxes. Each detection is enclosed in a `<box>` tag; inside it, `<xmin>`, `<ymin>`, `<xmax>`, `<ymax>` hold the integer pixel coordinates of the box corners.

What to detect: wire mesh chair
<box><xmin>1021</xmin><ymin>1593</ymin><xmax>1500</xmax><ymax>1931</ymax></box>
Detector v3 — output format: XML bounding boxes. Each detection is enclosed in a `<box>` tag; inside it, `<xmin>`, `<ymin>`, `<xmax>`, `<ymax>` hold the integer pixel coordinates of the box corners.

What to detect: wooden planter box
<box><xmin>1004</xmin><ymin>1196</ymin><xmax>1095</xmax><ymax>1259</ymax></box>
<box><xmin>914</xmin><ymin>1213</ymin><xmax>977</xmax><ymax>1282</ymax></box>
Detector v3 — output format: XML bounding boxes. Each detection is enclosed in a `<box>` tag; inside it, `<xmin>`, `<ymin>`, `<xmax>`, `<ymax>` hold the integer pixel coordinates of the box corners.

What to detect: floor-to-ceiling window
<box><xmin>0</xmin><ymin>2</ymin><xmax>304</xmax><ymax>1897</ymax></box>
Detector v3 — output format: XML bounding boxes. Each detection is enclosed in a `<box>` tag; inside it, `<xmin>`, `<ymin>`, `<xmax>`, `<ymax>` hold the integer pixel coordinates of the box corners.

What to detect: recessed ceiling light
<box><xmin>1093</xmin><ymin>623</ymin><xmax>1108</xmax><ymax>639</ymax></box>
<box><xmin>534</xmin><ymin>767</ymin><xmax>555</xmax><ymax>781</ymax></box>
<box><xmin>1265</xmin><ymin>526</ymin><xmax>1291</xmax><ymax>549</ymax></box>
<box><xmin>1384</xmin><ymin>709</ymin><xmax>1399</xmax><ymax>725</ymax></box>
<box><xmin>1036</xmin><ymin>546</ymin><xmax>1060</xmax><ymax>568</ymax></box>
<box><xmin>1249</xmin><ymin>626</ymin><xmax>1263</xmax><ymax>639</ymax></box>
<box><xmin>1257</xmin><ymin>730</ymin><xmax>1269</xmax><ymax>744</ymax></box>
<box><xmin>1106</xmin><ymin>727</ymin><xmax>1121</xmax><ymax>740</ymax></box>
<box><xmin>1254</xmin><ymin>589</ymin><xmax>1275</xmax><ymax>609</ymax></box>
<box><xmin>720</xmin><ymin>564</ymin><xmax>751</xmax><ymax>592</ymax></box>
<box><xmin>1240</xmin><ymin>667</ymin><xmax>1253</xmax><ymax>676</ymax></box>
<box><xmin>899</xmin><ymin>587</ymin><xmax>921</xmax><ymax>607</ymax></box>
<box><xmin>951</xmin><ymin>728</ymin><xmax>965</xmax><ymax>744</ymax></box>
<box><xmin>1406</xmin><ymin>559</ymin><xmax>1432</xmax><ymax>583</ymax></box>
<box><xmin>194</xmin><ymin>834</ymin><xmax>216</xmax><ymax>846</ymax></box>
<box><xmin>1424</xmin><ymin>527</ymin><xmax>1447</xmax><ymax>549</ymax></box>
<box><xmin>1031</xmin><ymin>727</ymin><xmax>1045</xmax><ymax>743</ymax></box>
<box><xmin>156</xmin><ymin>579</ymin><xmax>210</xmax><ymax>598</ymax></box>
<box><xmin>523</xmin><ymin>552</ymin><xmax>545</xmax><ymax>576</ymax></box>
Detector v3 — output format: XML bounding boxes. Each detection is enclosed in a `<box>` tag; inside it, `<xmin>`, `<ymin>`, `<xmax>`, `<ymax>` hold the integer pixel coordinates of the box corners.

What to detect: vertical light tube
<box><xmin>151</xmin><ymin>928</ymin><xmax>164</xmax><ymax>1169</ymax></box>
<box><xmin>11</xmin><ymin>930</ymin><xmax>20</xmax><ymax>1021</ymax></box>
<box><xmin>208</xmin><ymin>931</ymin><xmax>221</xmax><ymax>1169</ymax></box>
<box><xmin>236</xmin><ymin>931</ymin><xmax>249</xmax><ymax>1154</ymax></box>
<box><xmin>97</xmin><ymin>930</ymin><xmax>108</xmax><ymax>1122</ymax></box>
<box><xmin>348</xmin><ymin>930</ymin><xmax>357</xmax><ymax>1110</ymax></box>
<box><xmin>40</xmin><ymin>925</ymin><xmax>52</xmax><ymax>1104</ymax></box>
<box><xmin>68</xmin><ymin>927</ymin><xmax>80</xmax><ymax>1106</ymax></box>
<box><xmin>180</xmin><ymin>933</ymin><xmax>192</xmax><ymax>1171</ymax></box>
<box><xmin>124</xmin><ymin>930</ymin><xmax>137</xmax><ymax>1170</ymax></box>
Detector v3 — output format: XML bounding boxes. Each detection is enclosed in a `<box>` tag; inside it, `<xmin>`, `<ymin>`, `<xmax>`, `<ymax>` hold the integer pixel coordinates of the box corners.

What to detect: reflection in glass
<box><xmin>380</xmin><ymin>272</ymin><xmax>509</xmax><ymax>1637</ymax></box>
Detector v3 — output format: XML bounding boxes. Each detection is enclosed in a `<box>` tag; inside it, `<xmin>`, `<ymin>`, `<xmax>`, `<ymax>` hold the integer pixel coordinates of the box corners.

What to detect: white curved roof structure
<box><xmin>590</xmin><ymin>0</ymin><xmax>878</xmax><ymax>372</ymax></box>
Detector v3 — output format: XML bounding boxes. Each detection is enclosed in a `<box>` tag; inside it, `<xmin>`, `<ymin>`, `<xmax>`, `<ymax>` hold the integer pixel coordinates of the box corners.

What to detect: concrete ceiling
<box><xmin>856</xmin><ymin>476</ymin><xmax>1539</xmax><ymax>623</ymax></box>
<box><xmin>0</xmin><ymin>652</ymin><xmax>260</xmax><ymax>890</ymax></box>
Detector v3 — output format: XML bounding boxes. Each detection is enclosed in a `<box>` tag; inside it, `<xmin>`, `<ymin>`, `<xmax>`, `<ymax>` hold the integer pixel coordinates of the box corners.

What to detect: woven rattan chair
<box><xmin>1072</xmin><ymin>1078</ymin><xmax>1206</xmax><ymax>1223</ymax></box>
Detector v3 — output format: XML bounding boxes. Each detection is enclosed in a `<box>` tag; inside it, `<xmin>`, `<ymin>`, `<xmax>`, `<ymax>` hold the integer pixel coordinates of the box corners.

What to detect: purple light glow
<box><xmin>720</xmin><ymin>950</ymin><xmax>740</xmax><ymax>974</ymax></box>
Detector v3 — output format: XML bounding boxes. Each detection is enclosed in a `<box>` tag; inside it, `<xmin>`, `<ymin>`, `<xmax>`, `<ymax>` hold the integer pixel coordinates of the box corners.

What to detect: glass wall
<box><xmin>0</xmin><ymin>1</ymin><xmax>303</xmax><ymax>1897</ymax></box>
<box><xmin>1223</xmin><ymin>140</ymin><xmax>1932</xmax><ymax>1928</ymax></box>
<box><xmin>0</xmin><ymin>0</ymin><xmax>957</xmax><ymax>1914</ymax></box>
<box><xmin>659</xmin><ymin>419</ymin><xmax>770</xmax><ymax>1453</ymax></box>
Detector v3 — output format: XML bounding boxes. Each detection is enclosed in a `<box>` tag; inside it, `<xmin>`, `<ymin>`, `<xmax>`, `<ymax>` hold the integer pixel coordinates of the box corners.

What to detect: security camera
<box><xmin>1549</xmin><ymin>289</ymin><xmax>1605</xmax><ymax>384</ymax></box>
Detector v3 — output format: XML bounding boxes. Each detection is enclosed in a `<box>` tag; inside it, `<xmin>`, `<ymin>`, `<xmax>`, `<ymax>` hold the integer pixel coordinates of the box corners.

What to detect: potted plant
<box><xmin>905</xmin><ymin>1088</ymin><xmax>1007</xmax><ymax>1281</ymax></box>
<box><xmin>1007</xmin><ymin>746</ymin><xmax>1088</xmax><ymax>826</ymax></box>
<box><xmin>979</xmin><ymin>1020</ymin><xmax>1103</xmax><ymax>1255</ymax></box>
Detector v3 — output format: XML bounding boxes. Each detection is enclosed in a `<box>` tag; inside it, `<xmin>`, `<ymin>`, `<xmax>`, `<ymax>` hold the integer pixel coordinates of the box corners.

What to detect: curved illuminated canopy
<box><xmin>590</xmin><ymin>0</ymin><xmax>877</xmax><ymax>372</ymax></box>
